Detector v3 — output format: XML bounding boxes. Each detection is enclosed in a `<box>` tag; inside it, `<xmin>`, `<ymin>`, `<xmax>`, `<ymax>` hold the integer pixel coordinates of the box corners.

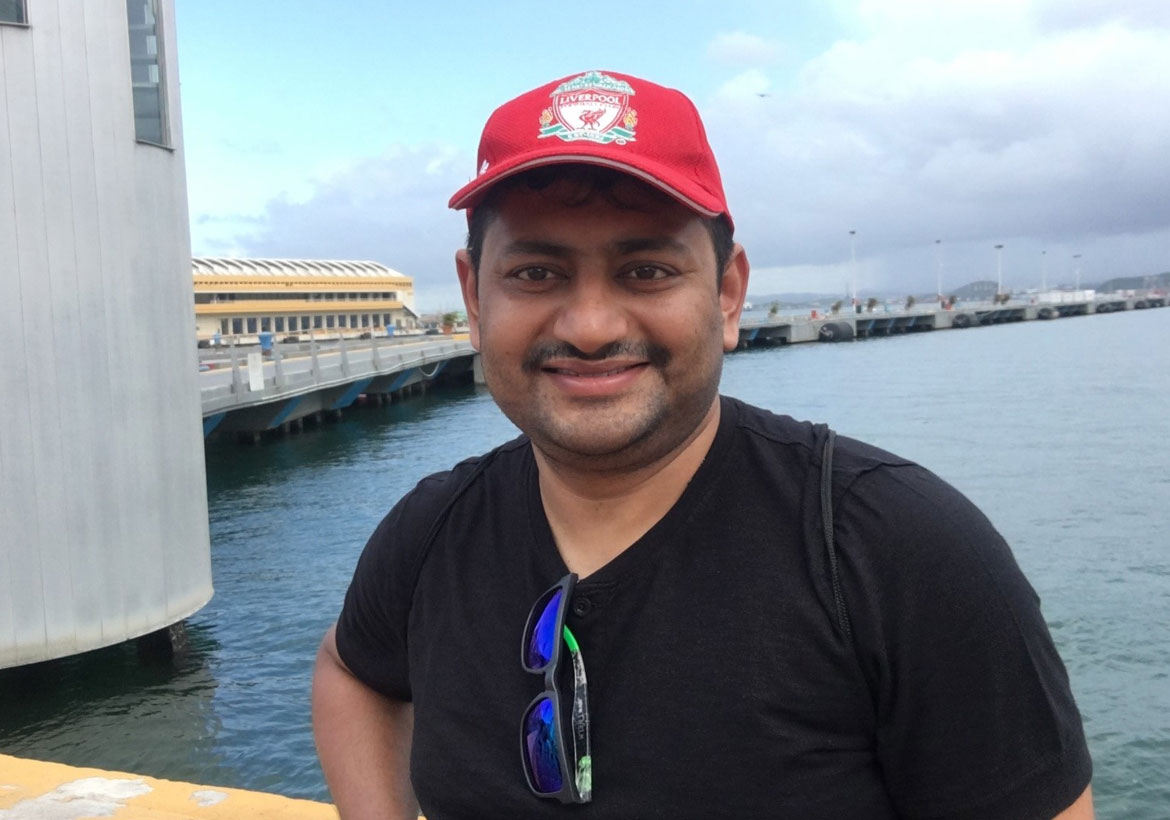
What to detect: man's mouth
<box><xmin>522</xmin><ymin>341</ymin><xmax>671</xmax><ymax>374</ymax></box>
<box><xmin>543</xmin><ymin>363</ymin><xmax>645</xmax><ymax>378</ymax></box>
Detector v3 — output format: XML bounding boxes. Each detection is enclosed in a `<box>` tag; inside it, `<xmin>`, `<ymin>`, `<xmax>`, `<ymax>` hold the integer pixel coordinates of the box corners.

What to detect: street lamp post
<box><xmin>849</xmin><ymin>230</ymin><xmax>857</xmax><ymax>310</ymax></box>
<box><xmin>994</xmin><ymin>244</ymin><xmax>1004</xmax><ymax>297</ymax></box>
<box><xmin>934</xmin><ymin>239</ymin><xmax>943</xmax><ymax>303</ymax></box>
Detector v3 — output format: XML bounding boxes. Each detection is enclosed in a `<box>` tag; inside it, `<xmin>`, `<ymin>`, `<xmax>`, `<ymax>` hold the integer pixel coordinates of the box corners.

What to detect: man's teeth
<box><xmin>551</xmin><ymin>365</ymin><xmax>634</xmax><ymax>377</ymax></box>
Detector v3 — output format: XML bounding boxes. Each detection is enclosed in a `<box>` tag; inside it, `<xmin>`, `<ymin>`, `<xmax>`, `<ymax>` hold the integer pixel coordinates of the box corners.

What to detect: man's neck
<box><xmin>533</xmin><ymin>398</ymin><xmax>722</xmax><ymax>578</ymax></box>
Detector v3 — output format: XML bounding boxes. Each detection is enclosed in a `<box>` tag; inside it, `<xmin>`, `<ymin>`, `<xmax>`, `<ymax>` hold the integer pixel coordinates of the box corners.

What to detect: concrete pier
<box><xmin>200</xmin><ymin>297</ymin><xmax>1167</xmax><ymax>438</ymax></box>
<box><xmin>736</xmin><ymin>294</ymin><xmax>1168</xmax><ymax>350</ymax></box>
<box><xmin>201</xmin><ymin>336</ymin><xmax>475</xmax><ymax>438</ymax></box>
<box><xmin>0</xmin><ymin>754</ymin><xmax>340</xmax><ymax>819</ymax></box>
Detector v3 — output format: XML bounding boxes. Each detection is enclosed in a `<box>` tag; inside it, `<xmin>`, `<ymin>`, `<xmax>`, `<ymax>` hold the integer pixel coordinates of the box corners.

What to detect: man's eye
<box><xmin>514</xmin><ymin>267</ymin><xmax>557</xmax><ymax>282</ymax></box>
<box><xmin>623</xmin><ymin>265</ymin><xmax>671</xmax><ymax>281</ymax></box>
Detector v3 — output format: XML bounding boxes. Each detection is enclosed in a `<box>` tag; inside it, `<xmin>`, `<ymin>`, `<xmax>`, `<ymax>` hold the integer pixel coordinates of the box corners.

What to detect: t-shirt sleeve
<box><xmin>334</xmin><ymin>469</ymin><xmax>461</xmax><ymax>702</ymax></box>
<box><xmin>836</xmin><ymin>463</ymin><xmax>1092</xmax><ymax>820</ymax></box>
<box><xmin>334</xmin><ymin>500</ymin><xmax>418</xmax><ymax>702</ymax></box>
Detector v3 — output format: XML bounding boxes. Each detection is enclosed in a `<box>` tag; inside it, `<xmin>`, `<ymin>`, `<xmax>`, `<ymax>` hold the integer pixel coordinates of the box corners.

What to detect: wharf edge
<box><xmin>197</xmin><ymin>296</ymin><xmax>1169</xmax><ymax>439</ymax></box>
<box><xmin>0</xmin><ymin>754</ymin><xmax>345</xmax><ymax>819</ymax></box>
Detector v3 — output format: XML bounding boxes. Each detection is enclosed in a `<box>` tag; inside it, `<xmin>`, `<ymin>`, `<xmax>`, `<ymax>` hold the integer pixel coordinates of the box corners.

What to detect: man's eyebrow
<box><xmin>499</xmin><ymin>236</ymin><xmax>694</xmax><ymax>258</ymax></box>
<box><xmin>609</xmin><ymin>236</ymin><xmax>693</xmax><ymax>256</ymax></box>
<box><xmin>501</xmin><ymin>239</ymin><xmax>574</xmax><ymax>258</ymax></box>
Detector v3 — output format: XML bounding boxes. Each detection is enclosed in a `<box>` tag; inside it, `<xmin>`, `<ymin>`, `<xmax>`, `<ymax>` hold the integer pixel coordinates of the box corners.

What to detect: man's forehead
<box><xmin>491</xmin><ymin>171</ymin><xmax>680</xmax><ymax>213</ymax></box>
<box><xmin>484</xmin><ymin>186</ymin><xmax>708</xmax><ymax>252</ymax></box>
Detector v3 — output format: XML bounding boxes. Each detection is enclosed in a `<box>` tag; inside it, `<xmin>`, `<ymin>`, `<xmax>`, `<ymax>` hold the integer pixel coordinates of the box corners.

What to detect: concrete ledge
<box><xmin>0</xmin><ymin>754</ymin><xmax>338</xmax><ymax>819</ymax></box>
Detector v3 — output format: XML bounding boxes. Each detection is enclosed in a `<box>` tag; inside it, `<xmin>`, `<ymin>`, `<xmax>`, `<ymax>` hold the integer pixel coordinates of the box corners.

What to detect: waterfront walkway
<box><xmin>199</xmin><ymin>295</ymin><xmax>1168</xmax><ymax>438</ymax></box>
<box><xmin>0</xmin><ymin>754</ymin><xmax>339</xmax><ymax>819</ymax></box>
<box><xmin>200</xmin><ymin>336</ymin><xmax>476</xmax><ymax>439</ymax></box>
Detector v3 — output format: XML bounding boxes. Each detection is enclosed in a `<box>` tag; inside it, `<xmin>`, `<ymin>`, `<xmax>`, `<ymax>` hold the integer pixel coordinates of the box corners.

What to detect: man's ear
<box><xmin>455</xmin><ymin>249</ymin><xmax>481</xmax><ymax>350</ymax></box>
<box><xmin>719</xmin><ymin>244</ymin><xmax>751</xmax><ymax>352</ymax></box>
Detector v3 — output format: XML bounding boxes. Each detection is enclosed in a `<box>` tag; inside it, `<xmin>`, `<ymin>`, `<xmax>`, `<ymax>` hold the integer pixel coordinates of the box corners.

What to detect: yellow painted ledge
<box><xmin>0</xmin><ymin>754</ymin><xmax>338</xmax><ymax>819</ymax></box>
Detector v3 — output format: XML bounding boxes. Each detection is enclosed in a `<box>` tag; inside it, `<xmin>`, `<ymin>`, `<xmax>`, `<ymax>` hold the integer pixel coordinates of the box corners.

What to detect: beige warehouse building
<box><xmin>192</xmin><ymin>257</ymin><xmax>419</xmax><ymax>341</ymax></box>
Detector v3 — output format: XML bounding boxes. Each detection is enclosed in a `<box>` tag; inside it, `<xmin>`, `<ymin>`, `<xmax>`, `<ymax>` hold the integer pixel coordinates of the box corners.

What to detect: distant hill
<box><xmin>951</xmin><ymin>280</ymin><xmax>999</xmax><ymax>300</ymax></box>
<box><xmin>1096</xmin><ymin>271</ymin><xmax>1170</xmax><ymax>292</ymax></box>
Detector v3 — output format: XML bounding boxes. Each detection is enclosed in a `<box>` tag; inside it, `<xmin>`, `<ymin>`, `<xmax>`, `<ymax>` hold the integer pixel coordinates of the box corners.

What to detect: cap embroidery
<box><xmin>538</xmin><ymin>71</ymin><xmax>637</xmax><ymax>145</ymax></box>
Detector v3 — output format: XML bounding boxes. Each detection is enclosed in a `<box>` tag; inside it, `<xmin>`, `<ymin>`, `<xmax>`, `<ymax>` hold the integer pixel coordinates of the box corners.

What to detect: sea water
<box><xmin>1</xmin><ymin>307</ymin><xmax>1167</xmax><ymax>818</ymax></box>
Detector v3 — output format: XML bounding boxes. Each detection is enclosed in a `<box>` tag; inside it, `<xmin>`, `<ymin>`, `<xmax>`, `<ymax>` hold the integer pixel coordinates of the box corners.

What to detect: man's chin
<box><xmin>524</xmin><ymin>412</ymin><xmax>665</xmax><ymax>466</ymax></box>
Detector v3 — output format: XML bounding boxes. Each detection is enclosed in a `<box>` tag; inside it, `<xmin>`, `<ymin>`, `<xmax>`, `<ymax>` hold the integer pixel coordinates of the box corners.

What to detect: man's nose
<box><xmin>552</xmin><ymin>272</ymin><xmax>630</xmax><ymax>355</ymax></box>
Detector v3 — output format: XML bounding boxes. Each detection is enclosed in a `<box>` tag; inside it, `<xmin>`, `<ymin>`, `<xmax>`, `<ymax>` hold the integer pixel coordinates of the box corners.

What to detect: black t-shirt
<box><xmin>335</xmin><ymin>396</ymin><xmax>1091</xmax><ymax>819</ymax></box>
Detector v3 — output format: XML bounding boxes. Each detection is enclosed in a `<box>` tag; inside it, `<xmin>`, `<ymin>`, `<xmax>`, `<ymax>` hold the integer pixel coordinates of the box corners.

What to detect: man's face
<box><xmin>456</xmin><ymin>177</ymin><xmax>749</xmax><ymax>472</ymax></box>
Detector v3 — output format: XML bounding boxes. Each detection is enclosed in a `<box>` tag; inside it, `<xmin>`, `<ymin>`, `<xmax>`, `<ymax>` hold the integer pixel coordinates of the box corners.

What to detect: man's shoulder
<box><xmin>393</xmin><ymin>434</ymin><xmax>530</xmax><ymax>522</ymax></box>
<box><xmin>721</xmin><ymin>396</ymin><xmax>973</xmax><ymax>537</ymax></box>
<box><xmin>723</xmin><ymin>395</ymin><xmax>917</xmax><ymax>480</ymax></box>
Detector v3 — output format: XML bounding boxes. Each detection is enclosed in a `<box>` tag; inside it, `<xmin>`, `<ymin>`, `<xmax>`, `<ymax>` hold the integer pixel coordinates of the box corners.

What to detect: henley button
<box><xmin>571</xmin><ymin>597</ymin><xmax>592</xmax><ymax>616</ymax></box>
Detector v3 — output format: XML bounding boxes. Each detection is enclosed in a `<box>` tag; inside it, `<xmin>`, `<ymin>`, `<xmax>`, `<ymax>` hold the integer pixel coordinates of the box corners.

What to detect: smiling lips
<box><xmin>541</xmin><ymin>360</ymin><xmax>649</xmax><ymax>397</ymax></box>
<box><xmin>545</xmin><ymin>362</ymin><xmax>643</xmax><ymax>377</ymax></box>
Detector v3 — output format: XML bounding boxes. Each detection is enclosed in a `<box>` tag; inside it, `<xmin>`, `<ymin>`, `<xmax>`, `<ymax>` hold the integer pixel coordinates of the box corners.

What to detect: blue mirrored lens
<box><xmin>523</xmin><ymin>696</ymin><xmax>563</xmax><ymax>794</ymax></box>
<box><xmin>526</xmin><ymin>588</ymin><xmax>562</xmax><ymax>670</ymax></box>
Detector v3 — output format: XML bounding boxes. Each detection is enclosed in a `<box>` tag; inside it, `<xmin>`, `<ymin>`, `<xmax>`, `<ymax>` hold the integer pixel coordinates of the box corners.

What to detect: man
<box><xmin>313</xmin><ymin>70</ymin><xmax>1093</xmax><ymax>819</ymax></box>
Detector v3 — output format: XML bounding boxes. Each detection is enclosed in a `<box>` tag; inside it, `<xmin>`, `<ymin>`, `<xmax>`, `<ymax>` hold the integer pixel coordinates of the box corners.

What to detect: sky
<box><xmin>174</xmin><ymin>0</ymin><xmax>1170</xmax><ymax>311</ymax></box>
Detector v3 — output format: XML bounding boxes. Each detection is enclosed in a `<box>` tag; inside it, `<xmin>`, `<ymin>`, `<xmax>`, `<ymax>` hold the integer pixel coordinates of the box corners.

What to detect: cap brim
<box><xmin>448</xmin><ymin>149</ymin><xmax>724</xmax><ymax>219</ymax></box>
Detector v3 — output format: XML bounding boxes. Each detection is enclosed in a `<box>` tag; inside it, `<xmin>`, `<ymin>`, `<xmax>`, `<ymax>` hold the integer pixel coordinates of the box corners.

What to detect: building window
<box><xmin>326</xmin><ymin>315</ymin><xmax>335</xmax><ymax>329</ymax></box>
<box><xmin>220</xmin><ymin>319</ymin><xmax>229</xmax><ymax>335</ymax></box>
<box><xmin>126</xmin><ymin>0</ymin><xmax>169</xmax><ymax>146</ymax></box>
<box><xmin>314</xmin><ymin>316</ymin><xmax>323</xmax><ymax>329</ymax></box>
<box><xmin>261</xmin><ymin>317</ymin><xmax>271</xmax><ymax>332</ymax></box>
<box><xmin>383</xmin><ymin>313</ymin><xmax>391</xmax><ymax>326</ymax></box>
<box><xmin>275</xmin><ymin>317</ymin><xmax>285</xmax><ymax>332</ymax></box>
<box><xmin>0</xmin><ymin>0</ymin><xmax>26</xmax><ymax>24</ymax></box>
<box><xmin>288</xmin><ymin>317</ymin><xmax>298</xmax><ymax>332</ymax></box>
<box><xmin>361</xmin><ymin>314</ymin><xmax>370</xmax><ymax>328</ymax></box>
<box><xmin>232</xmin><ymin>318</ymin><xmax>243</xmax><ymax>334</ymax></box>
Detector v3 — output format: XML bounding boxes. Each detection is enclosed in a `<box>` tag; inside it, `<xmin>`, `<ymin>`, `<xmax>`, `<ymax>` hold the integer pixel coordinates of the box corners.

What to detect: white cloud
<box><xmin>715</xmin><ymin>68</ymin><xmax>773</xmax><ymax>101</ymax></box>
<box><xmin>1032</xmin><ymin>0</ymin><xmax>1170</xmax><ymax>33</ymax></box>
<box><xmin>222</xmin><ymin>145</ymin><xmax>473</xmax><ymax>311</ymax></box>
<box><xmin>702</xmin><ymin>4</ymin><xmax>1170</xmax><ymax>291</ymax></box>
<box><xmin>706</xmin><ymin>32</ymin><xmax>782</xmax><ymax>66</ymax></box>
<box><xmin>213</xmin><ymin>2</ymin><xmax>1170</xmax><ymax>302</ymax></box>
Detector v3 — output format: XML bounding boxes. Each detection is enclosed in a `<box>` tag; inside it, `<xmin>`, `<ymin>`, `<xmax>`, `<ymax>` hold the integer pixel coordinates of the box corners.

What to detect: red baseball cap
<box><xmin>448</xmin><ymin>70</ymin><xmax>733</xmax><ymax>228</ymax></box>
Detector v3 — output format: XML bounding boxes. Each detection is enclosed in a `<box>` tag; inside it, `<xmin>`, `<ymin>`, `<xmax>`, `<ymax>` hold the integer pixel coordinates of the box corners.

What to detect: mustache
<box><xmin>522</xmin><ymin>340</ymin><xmax>671</xmax><ymax>373</ymax></box>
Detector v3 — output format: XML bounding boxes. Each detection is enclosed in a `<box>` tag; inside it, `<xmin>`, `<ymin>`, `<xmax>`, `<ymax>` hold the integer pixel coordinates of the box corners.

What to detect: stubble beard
<box><xmin>486</xmin><ymin>338</ymin><xmax>724</xmax><ymax>474</ymax></box>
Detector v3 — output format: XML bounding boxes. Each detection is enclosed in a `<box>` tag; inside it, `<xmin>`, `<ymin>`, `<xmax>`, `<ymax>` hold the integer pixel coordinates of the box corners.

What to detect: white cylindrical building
<box><xmin>0</xmin><ymin>0</ymin><xmax>213</xmax><ymax>667</ymax></box>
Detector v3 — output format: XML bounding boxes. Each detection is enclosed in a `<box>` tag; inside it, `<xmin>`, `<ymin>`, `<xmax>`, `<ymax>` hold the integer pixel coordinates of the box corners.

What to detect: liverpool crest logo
<box><xmin>538</xmin><ymin>71</ymin><xmax>637</xmax><ymax>145</ymax></box>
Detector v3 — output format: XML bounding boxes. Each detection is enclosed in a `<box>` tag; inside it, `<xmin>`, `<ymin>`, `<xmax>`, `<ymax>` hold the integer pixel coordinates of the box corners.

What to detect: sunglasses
<box><xmin>520</xmin><ymin>573</ymin><xmax>593</xmax><ymax>803</ymax></box>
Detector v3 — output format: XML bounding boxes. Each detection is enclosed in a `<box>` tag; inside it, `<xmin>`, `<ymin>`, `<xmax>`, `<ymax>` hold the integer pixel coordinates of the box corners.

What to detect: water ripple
<box><xmin>2</xmin><ymin>311</ymin><xmax>1168</xmax><ymax>816</ymax></box>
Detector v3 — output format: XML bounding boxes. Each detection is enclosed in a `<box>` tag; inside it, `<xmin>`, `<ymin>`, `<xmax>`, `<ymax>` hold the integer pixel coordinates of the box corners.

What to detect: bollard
<box><xmin>272</xmin><ymin>340</ymin><xmax>285</xmax><ymax>389</ymax></box>
<box><xmin>309</xmin><ymin>331</ymin><xmax>320</xmax><ymax>381</ymax></box>
<box><xmin>228</xmin><ymin>337</ymin><xmax>242</xmax><ymax>394</ymax></box>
